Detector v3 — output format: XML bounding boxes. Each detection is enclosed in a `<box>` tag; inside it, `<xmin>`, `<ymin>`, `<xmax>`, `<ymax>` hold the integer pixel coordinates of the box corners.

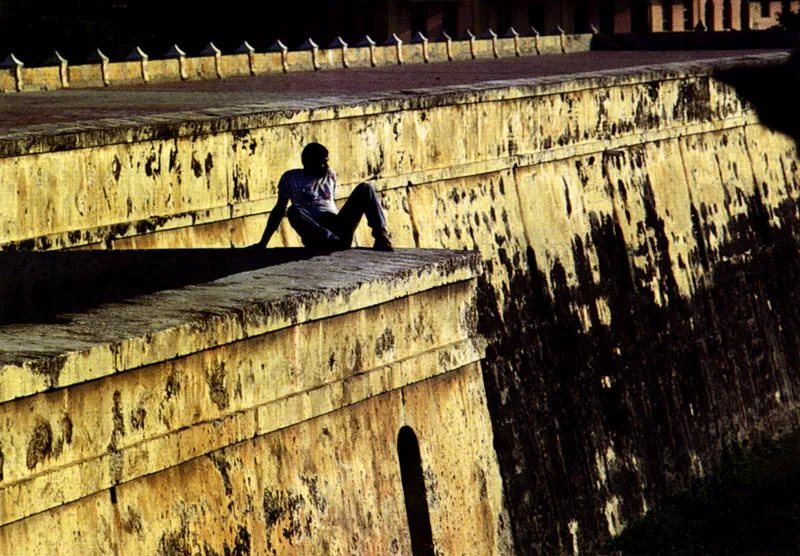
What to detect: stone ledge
<box><xmin>0</xmin><ymin>246</ymin><xmax>485</xmax><ymax>527</ymax></box>
<box><xmin>0</xmin><ymin>248</ymin><xmax>482</xmax><ymax>403</ymax></box>
<box><xmin>0</xmin><ymin>53</ymin><xmax>789</xmax><ymax>159</ymax></box>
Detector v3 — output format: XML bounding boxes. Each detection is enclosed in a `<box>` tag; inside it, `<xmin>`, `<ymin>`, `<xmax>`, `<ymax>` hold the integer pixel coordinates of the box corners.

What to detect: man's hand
<box><xmin>255</xmin><ymin>196</ymin><xmax>289</xmax><ymax>248</ymax></box>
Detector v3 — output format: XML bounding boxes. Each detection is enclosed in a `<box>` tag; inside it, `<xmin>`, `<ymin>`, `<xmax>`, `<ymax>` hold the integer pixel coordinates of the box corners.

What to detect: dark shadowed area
<box><xmin>473</xmin><ymin>55</ymin><xmax>800</xmax><ymax>553</ymax></box>
<box><xmin>601</xmin><ymin>428</ymin><xmax>800</xmax><ymax>554</ymax></box>
<box><xmin>0</xmin><ymin>248</ymin><xmax>317</xmax><ymax>325</ymax></box>
<box><xmin>715</xmin><ymin>51</ymin><xmax>800</xmax><ymax>151</ymax></box>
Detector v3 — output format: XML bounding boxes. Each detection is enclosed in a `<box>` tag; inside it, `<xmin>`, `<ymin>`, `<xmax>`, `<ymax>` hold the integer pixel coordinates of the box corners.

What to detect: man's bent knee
<box><xmin>354</xmin><ymin>182</ymin><xmax>376</xmax><ymax>196</ymax></box>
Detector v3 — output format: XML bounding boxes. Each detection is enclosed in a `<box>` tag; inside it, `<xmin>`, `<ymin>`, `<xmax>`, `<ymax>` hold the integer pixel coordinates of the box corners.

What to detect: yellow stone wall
<box><xmin>0</xmin><ymin>249</ymin><xmax>512</xmax><ymax>553</ymax></box>
<box><xmin>3</xmin><ymin>53</ymin><xmax>800</xmax><ymax>552</ymax></box>
<box><xmin>0</xmin><ymin>61</ymin><xmax>724</xmax><ymax>252</ymax></box>
<box><xmin>0</xmin><ymin>364</ymin><xmax>510</xmax><ymax>555</ymax></box>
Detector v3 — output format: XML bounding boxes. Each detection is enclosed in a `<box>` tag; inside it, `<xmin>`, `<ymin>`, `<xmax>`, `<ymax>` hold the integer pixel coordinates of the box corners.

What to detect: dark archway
<box><xmin>705</xmin><ymin>0</ymin><xmax>716</xmax><ymax>29</ymax></box>
<box><xmin>528</xmin><ymin>1</ymin><xmax>546</xmax><ymax>32</ymax></box>
<box><xmin>631</xmin><ymin>0</ymin><xmax>650</xmax><ymax>31</ymax></box>
<box><xmin>598</xmin><ymin>0</ymin><xmax>615</xmax><ymax>33</ymax></box>
<box><xmin>684</xmin><ymin>0</ymin><xmax>695</xmax><ymax>29</ymax></box>
<box><xmin>411</xmin><ymin>4</ymin><xmax>428</xmax><ymax>36</ymax></box>
<box><xmin>443</xmin><ymin>4</ymin><xmax>458</xmax><ymax>36</ymax></box>
<box><xmin>397</xmin><ymin>426</ymin><xmax>434</xmax><ymax>556</ymax></box>
<box><xmin>723</xmin><ymin>0</ymin><xmax>733</xmax><ymax>28</ymax></box>
<box><xmin>663</xmin><ymin>0</ymin><xmax>675</xmax><ymax>30</ymax></box>
<box><xmin>574</xmin><ymin>0</ymin><xmax>590</xmax><ymax>32</ymax></box>
<box><xmin>497</xmin><ymin>0</ymin><xmax>514</xmax><ymax>33</ymax></box>
<box><xmin>740</xmin><ymin>0</ymin><xmax>751</xmax><ymax>28</ymax></box>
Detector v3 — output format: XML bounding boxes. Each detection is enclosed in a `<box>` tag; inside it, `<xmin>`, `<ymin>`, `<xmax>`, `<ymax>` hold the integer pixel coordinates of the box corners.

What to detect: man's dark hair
<box><xmin>301</xmin><ymin>143</ymin><xmax>329</xmax><ymax>167</ymax></box>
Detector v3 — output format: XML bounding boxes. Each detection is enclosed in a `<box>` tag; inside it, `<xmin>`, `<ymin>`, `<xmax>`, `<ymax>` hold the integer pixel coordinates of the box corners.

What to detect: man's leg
<box><xmin>287</xmin><ymin>206</ymin><xmax>343</xmax><ymax>249</ymax></box>
<box><xmin>335</xmin><ymin>182</ymin><xmax>392</xmax><ymax>249</ymax></box>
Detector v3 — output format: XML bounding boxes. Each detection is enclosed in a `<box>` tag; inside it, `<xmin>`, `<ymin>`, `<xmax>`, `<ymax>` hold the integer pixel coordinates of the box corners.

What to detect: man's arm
<box><xmin>255</xmin><ymin>195</ymin><xmax>289</xmax><ymax>248</ymax></box>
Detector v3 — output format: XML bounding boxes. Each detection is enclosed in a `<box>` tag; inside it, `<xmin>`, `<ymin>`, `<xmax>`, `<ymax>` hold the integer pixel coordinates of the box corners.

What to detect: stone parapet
<box><xmin>0</xmin><ymin>32</ymin><xmax>592</xmax><ymax>93</ymax></box>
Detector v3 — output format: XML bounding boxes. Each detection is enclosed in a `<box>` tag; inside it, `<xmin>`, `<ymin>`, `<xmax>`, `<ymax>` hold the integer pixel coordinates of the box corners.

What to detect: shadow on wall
<box><xmin>714</xmin><ymin>51</ymin><xmax>800</xmax><ymax>152</ymax></box>
<box><xmin>477</xmin><ymin>159</ymin><xmax>800</xmax><ymax>554</ymax></box>
<box><xmin>0</xmin><ymin>248</ymin><xmax>316</xmax><ymax>325</ymax></box>
<box><xmin>473</xmin><ymin>57</ymin><xmax>800</xmax><ymax>550</ymax></box>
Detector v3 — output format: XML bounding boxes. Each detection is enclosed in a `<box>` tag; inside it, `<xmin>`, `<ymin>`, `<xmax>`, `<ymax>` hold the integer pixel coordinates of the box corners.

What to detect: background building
<box><xmin>0</xmin><ymin>0</ymin><xmax>797</xmax><ymax>64</ymax></box>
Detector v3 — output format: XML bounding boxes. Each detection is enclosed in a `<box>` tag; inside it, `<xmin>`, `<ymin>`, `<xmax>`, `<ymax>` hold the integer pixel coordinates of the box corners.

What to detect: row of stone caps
<box><xmin>0</xmin><ymin>28</ymin><xmax>593</xmax><ymax>93</ymax></box>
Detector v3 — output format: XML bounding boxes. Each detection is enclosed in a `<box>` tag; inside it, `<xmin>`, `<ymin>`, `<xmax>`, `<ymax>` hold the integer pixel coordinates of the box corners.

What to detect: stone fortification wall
<box><xmin>0</xmin><ymin>249</ymin><xmax>511</xmax><ymax>554</ymax></box>
<box><xmin>2</xmin><ymin>52</ymin><xmax>800</xmax><ymax>553</ymax></box>
<box><xmin>0</xmin><ymin>31</ymin><xmax>591</xmax><ymax>93</ymax></box>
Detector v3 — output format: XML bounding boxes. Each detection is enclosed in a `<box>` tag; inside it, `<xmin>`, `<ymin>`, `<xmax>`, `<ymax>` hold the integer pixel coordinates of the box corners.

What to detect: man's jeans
<box><xmin>287</xmin><ymin>182</ymin><xmax>388</xmax><ymax>249</ymax></box>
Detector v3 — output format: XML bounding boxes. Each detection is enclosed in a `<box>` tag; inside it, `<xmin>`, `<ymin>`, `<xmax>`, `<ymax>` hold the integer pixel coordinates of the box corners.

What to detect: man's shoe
<box><xmin>373</xmin><ymin>232</ymin><xmax>394</xmax><ymax>252</ymax></box>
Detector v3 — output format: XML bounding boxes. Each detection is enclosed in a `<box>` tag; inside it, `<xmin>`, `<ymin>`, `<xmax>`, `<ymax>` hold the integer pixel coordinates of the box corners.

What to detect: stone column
<box><xmin>727</xmin><ymin>0</ymin><xmax>741</xmax><ymax>28</ymax></box>
<box><xmin>673</xmin><ymin>0</ymin><xmax>687</xmax><ymax>28</ymax></box>
<box><xmin>651</xmin><ymin>0</ymin><xmax>666</xmax><ymax>31</ymax></box>
<box><xmin>705</xmin><ymin>0</ymin><xmax>724</xmax><ymax>29</ymax></box>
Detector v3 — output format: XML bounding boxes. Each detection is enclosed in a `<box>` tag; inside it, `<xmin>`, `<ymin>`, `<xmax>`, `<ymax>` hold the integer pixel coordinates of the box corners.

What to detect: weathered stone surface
<box><xmin>0</xmin><ymin>249</ymin><xmax>480</xmax><ymax>402</ymax></box>
<box><xmin>0</xmin><ymin>363</ymin><xmax>509</xmax><ymax>554</ymax></box>
<box><xmin>0</xmin><ymin>55</ymin><xmax>788</xmax><ymax>252</ymax></box>
<box><xmin>0</xmin><ymin>248</ymin><xmax>510</xmax><ymax>556</ymax></box>
<box><xmin>2</xmin><ymin>53</ymin><xmax>800</xmax><ymax>553</ymax></box>
<box><xmin>111</xmin><ymin>364</ymin><xmax>509</xmax><ymax>555</ymax></box>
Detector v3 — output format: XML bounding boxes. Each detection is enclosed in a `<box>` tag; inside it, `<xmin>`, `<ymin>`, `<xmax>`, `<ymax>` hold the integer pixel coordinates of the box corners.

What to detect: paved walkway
<box><xmin>0</xmin><ymin>49</ymin><xmax>789</xmax><ymax>131</ymax></box>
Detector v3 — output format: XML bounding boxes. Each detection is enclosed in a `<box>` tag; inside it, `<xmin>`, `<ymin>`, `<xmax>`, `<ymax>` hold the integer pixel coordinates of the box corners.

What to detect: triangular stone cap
<box><xmin>164</xmin><ymin>44</ymin><xmax>186</xmax><ymax>58</ymax></box>
<box><xmin>267</xmin><ymin>40</ymin><xmax>288</xmax><ymax>53</ymax></box>
<box><xmin>44</xmin><ymin>50</ymin><xmax>67</xmax><ymax>66</ymax></box>
<box><xmin>356</xmin><ymin>35</ymin><xmax>376</xmax><ymax>47</ymax></box>
<box><xmin>328</xmin><ymin>36</ymin><xmax>348</xmax><ymax>49</ymax></box>
<box><xmin>234</xmin><ymin>41</ymin><xmax>255</xmax><ymax>54</ymax></box>
<box><xmin>85</xmin><ymin>48</ymin><xmax>109</xmax><ymax>63</ymax></box>
<box><xmin>126</xmin><ymin>46</ymin><xmax>148</xmax><ymax>61</ymax></box>
<box><xmin>385</xmin><ymin>33</ymin><xmax>402</xmax><ymax>46</ymax></box>
<box><xmin>0</xmin><ymin>53</ymin><xmax>23</xmax><ymax>68</ymax></box>
<box><xmin>200</xmin><ymin>42</ymin><xmax>221</xmax><ymax>56</ymax></box>
<box><xmin>298</xmin><ymin>38</ymin><xmax>319</xmax><ymax>51</ymax></box>
<box><xmin>410</xmin><ymin>31</ymin><xmax>428</xmax><ymax>44</ymax></box>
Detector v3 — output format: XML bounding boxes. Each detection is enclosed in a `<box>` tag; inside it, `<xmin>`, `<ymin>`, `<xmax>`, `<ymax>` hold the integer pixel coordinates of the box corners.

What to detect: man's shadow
<box><xmin>0</xmin><ymin>247</ymin><xmax>317</xmax><ymax>325</ymax></box>
<box><xmin>713</xmin><ymin>51</ymin><xmax>800</xmax><ymax>153</ymax></box>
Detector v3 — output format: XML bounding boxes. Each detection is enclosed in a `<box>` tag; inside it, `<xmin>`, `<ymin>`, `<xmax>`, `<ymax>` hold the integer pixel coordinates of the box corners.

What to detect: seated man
<box><xmin>256</xmin><ymin>142</ymin><xmax>393</xmax><ymax>251</ymax></box>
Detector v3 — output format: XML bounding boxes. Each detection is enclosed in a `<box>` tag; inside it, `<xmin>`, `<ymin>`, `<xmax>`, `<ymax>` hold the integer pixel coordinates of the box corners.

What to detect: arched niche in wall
<box><xmin>397</xmin><ymin>426</ymin><xmax>435</xmax><ymax>556</ymax></box>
